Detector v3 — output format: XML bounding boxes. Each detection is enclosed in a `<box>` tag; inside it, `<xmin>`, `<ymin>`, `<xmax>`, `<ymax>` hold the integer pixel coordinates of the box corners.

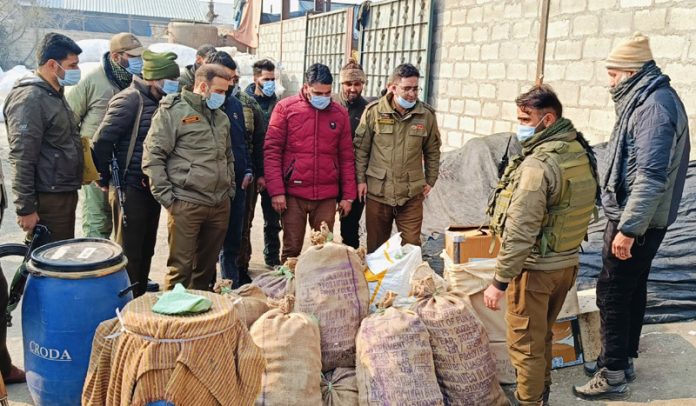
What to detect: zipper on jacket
<box><xmin>314</xmin><ymin>107</ymin><xmax>318</xmax><ymax>199</ymax></box>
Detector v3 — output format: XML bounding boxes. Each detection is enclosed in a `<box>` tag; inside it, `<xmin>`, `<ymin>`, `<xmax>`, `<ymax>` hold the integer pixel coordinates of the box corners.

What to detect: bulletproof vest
<box><xmin>488</xmin><ymin>139</ymin><xmax>597</xmax><ymax>257</ymax></box>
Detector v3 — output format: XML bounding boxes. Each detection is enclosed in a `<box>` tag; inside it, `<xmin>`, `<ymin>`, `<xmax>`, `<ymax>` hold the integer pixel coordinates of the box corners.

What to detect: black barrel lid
<box><xmin>30</xmin><ymin>238</ymin><xmax>124</xmax><ymax>272</ymax></box>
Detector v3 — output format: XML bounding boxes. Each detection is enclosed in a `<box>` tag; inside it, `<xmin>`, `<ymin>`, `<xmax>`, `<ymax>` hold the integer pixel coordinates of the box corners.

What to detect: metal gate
<box><xmin>358</xmin><ymin>0</ymin><xmax>434</xmax><ymax>99</ymax></box>
<box><xmin>304</xmin><ymin>9</ymin><xmax>354</xmax><ymax>93</ymax></box>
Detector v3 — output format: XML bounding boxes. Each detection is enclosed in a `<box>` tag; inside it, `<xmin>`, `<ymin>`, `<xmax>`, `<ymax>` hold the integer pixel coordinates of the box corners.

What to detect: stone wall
<box><xmin>430</xmin><ymin>0</ymin><xmax>696</xmax><ymax>157</ymax></box>
<box><xmin>257</xmin><ymin>17</ymin><xmax>307</xmax><ymax>96</ymax></box>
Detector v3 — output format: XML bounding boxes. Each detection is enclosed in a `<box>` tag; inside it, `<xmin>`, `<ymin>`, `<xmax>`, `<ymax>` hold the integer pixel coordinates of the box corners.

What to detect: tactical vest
<box><xmin>488</xmin><ymin>139</ymin><xmax>597</xmax><ymax>257</ymax></box>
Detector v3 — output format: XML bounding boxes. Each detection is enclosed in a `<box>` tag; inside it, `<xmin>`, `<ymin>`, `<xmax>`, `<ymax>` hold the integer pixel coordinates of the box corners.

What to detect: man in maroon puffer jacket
<box><xmin>264</xmin><ymin>63</ymin><xmax>357</xmax><ymax>261</ymax></box>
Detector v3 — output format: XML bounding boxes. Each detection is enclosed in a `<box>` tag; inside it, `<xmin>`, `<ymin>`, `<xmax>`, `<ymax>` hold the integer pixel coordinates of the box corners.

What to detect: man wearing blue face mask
<box><xmin>4</xmin><ymin>32</ymin><xmax>84</xmax><ymax>243</ymax></box>
<box><xmin>354</xmin><ymin>63</ymin><xmax>441</xmax><ymax>253</ymax></box>
<box><xmin>92</xmin><ymin>50</ymin><xmax>180</xmax><ymax>297</ymax></box>
<box><xmin>143</xmin><ymin>64</ymin><xmax>235</xmax><ymax>291</ymax></box>
<box><xmin>264</xmin><ymin>63</ymin><xmax>357</xmax><ymax>261</ymax></box>
<box><xmin>483</xmin><ymin>85</ymin><xmax>598</xmax><ymax>406</ymax></box>
<box><xmin>66</xmin><ymin>32</ymin><xmax>145</xmax><ymax>239</ymax></box>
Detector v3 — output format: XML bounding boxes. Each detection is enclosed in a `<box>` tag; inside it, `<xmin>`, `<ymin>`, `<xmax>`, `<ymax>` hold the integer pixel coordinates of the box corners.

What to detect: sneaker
<box><xmin>573</xmin><ymin>367</ymin><xmax>630</xmax><ymax>401</ymax></box>
<box><xmin>146</xmin><ymin>279</ymin><xmax>160</xmax><ymax>292</ymax></box>
<box><xmin>583</xmin><ymin>358</ymin><xmax>636</xmax><ymax>382</ymax></box>
<box><xmin>4</xmin><ymin>365</ymin><xmax>26</xmax><ymax>384</ymax></box>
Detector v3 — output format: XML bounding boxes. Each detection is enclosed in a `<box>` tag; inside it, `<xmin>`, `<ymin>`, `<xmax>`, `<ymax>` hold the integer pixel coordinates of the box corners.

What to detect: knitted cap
<box><xmin>142</xmin><ymin>50</ymin><xmax>179</xmax><ymax>81</ymax></box>
<box><xmin>606</xmin><ymin>32</ymin><xmax>653</xmax><ymax>70</ymax></box>
<box><xmin>339</xmin><ymin>58</ymin><xmax>366</xmax><ymax>83</ymax></box>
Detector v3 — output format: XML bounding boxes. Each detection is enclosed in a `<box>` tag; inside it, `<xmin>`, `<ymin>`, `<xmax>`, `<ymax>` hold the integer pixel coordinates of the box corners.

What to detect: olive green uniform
<box><xmin>488</xmin><ymin>121</ymin><xmax>597</xmax><ymax>405</ymax></box>
<box><xmin>354</xmin><ymin>93</ymin><xmax>441</xmax><ymax>252</ymax></box>
<box><xmin>142</xmin><ymin>89</ymin><xmax>235</xmax><ymax>290</ymax></box>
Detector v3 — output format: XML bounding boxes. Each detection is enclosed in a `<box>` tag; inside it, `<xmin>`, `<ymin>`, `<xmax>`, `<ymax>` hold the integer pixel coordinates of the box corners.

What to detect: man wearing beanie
<box><xmin>92</xmin><ymin>50</ymin><xmax>180</xmax><ymax>297</ymax></box>
<box><xmin>574</xmin><ymin>33</ymin><xmax>690</xmax><ymax>401</ymax></box>
<box><xmin>333</xmin><ymin>58</ymin><xmax>375</xmax><ymax>248</ymax></box>
<box><xmin>67</xmin><ymin>32</ymin><xmax>145</xmax><ymax>239</ymax></box>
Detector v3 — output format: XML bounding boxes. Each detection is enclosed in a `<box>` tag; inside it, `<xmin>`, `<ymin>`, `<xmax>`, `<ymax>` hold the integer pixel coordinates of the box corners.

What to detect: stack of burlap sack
<box><xmin>219</xmin><ymin>223</ymin><xmax>510</xmax><ymax>406</ymax></box>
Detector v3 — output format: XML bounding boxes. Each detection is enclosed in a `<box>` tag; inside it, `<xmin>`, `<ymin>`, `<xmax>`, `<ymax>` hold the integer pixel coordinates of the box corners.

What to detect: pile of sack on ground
<box><xmin>223</xmin><ymin>223</ymin><xmax>511</xmax><ymax>406</ymax></box>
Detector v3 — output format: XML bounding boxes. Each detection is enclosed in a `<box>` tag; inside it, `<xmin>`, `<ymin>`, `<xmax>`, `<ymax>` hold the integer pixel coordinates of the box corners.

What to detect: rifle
<box><xmin>111</xmin><ymin>151</ymin><xmax>127</xmax><ymax>227</ymax></box>
<box><xmin>5</xmin><ymin>224</ymin><xmax>51</xmax><ymax>327</ymax></box>
<box><xmin>497</xmin><ymin>134</ymin><xmax>513</xmax><ymax>179</ymax></box>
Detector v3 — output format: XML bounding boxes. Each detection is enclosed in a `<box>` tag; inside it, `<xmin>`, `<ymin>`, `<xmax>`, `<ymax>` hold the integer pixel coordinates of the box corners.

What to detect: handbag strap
<box><xmin>123</xmin><ymin>92</ymin><xmax>144</xmax><ymax>179</ymax></box>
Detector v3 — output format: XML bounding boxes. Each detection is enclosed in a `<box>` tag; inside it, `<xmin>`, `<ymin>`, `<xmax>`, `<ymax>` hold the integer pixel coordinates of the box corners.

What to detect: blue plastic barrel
<box><xmin>22</xmin><ymin>238</ymin><xmax>133</xmax><ymax>406</ymax></box>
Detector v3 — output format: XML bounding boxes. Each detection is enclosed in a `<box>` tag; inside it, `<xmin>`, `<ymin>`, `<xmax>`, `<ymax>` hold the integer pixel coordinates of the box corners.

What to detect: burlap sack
<box><xmin>215</xmin><ymin>281</ymin><xmax>270</xmax><ymax>329</ymax></box>
<box><xmin>83</xmin><ymin>290</ymin><xmax>265</xmax><ymax>406</ymax></box>
<box><xmin>411</xmin><ymin>269</ymin><xmax>508</xmax><ymax>406</ymax></box>
<box><xmin>356</xmin><ymin>292</ymin><xmax>444</xmax><ymax>406</ymax></box>
<box><xmin>444</xmin><ymin>256</ymin><xmax>515</xmax><ymax>385</ymax></box>
<box><xmin>321</xmin><ymin>368</ymin><xmax>359</xmax><ymax>406</ymax></box>
<box><xmin>252</xmin><ymin>258</ymin><xmax>297</xmax><ymax>299</ymax></box>
<box><xmin>250</xmin><ymin>295</ymin><xmax>322</xmax><ymax>406</ymax></box>
<box><xmin>296</xmin><ymin>225</ymin><xmax>369</xmax><ymax>372</ymax></box>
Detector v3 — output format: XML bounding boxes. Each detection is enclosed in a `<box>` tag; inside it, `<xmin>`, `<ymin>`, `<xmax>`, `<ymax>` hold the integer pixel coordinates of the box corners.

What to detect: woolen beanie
<box><xmin>339</xmin><ymin>58</ymin><xmax>367</xmax><ymax>83</ymax></box>
<box><xmin>142</xmin><ymin>50</ymin><xmax>180</xmax><ymax>81</ymax></box>
<box><xmin>606</xmin><ymin>32</ymin><xmax>653</xmax><ymax>70</ymax></box>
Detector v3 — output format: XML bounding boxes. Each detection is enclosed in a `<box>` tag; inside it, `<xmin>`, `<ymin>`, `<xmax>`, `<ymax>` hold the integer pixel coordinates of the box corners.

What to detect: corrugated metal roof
<box><xmin>34</xmin><ymin>0</ymin><xmax>208</xmax><ymax>22</ymax></box>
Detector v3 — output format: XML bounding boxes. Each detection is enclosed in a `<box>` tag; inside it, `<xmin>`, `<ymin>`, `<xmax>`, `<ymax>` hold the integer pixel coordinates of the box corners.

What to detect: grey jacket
<box><xmin>3</xmin><ymin>75</ymin><xmax>83</xmax><ymax>215</ymax></box>
<box><xmin>602</xmin><ymin>82</ymin><xmax>690</xmax><ymax>237</ymax></box>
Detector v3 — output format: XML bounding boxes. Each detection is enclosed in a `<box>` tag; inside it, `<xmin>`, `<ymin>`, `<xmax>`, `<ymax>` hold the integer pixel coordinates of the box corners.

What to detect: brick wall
<box><xmin>257</xmin><ymin>17</ymin><xmax>307</xmax><ymax>96</ymax></box>
<box><xmin>430</xmin><ymin>0</ymin><xmax>696</xmax><ymax>158</ymax></box>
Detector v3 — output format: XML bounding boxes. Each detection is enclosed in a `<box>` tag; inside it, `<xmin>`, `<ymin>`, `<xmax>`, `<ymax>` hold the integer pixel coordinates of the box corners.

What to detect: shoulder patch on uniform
<box><xmin>365</xmin><ymin>99</ymin><xmax>380</xmax><ymax>111</ymax></box>
<box><xmin>420</xmin><ymin>101</ymin><xmax>436</xmax><ymax>113</ymax></box>
<box><xmin>519</xmin><ymin>166</ymin><xmax>544</xmax><ymax>191</ymax></box>
<box><xmin>182</xmin><ymin>115</ymin><xmax>201</xmax><ymax>124</ymax></box>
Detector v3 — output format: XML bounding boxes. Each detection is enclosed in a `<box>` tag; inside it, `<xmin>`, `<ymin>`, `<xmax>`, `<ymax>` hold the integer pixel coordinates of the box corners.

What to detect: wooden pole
<box><xmin>281</xmin><ymin>0</ymin><xmax>290</xmax><ymax>20</ymax></box>
<box><xmin>536</xmin><ymin>0</ymin><xmax>551</xmax><ymax>86</ymax></box>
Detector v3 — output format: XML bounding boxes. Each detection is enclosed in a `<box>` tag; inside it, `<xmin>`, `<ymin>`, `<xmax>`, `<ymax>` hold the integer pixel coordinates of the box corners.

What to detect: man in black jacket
<box><xmin>4</xmin><ymin>32</ymin><xmax>83</xmax><ymax>241</ymax></box>
<box><xmin>574</xmin><ymin>33</ymin><xmax>691</xmax><ymax>401</ymax></box>
<box><xmin>92</xmin><ymin>50</ymin><xmax>180</xmax><ymax>297</ymax></box>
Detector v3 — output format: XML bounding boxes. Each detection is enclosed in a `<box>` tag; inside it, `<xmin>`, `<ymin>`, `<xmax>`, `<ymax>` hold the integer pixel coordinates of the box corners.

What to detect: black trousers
<box><xmin>339</xmin><ymin>198</ymin><xmax>364</xmax><ymax>249</ymax></box>
<box><xmin>596</xmin><ymin>220</ymin><xmax>666</xmax><ymax>371</ymax></box>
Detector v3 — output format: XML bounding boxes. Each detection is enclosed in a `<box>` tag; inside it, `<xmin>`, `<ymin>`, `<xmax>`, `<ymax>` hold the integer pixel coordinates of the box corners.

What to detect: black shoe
<box><xmin>583</xmin><ymin>358</ymin><xmax>635</xmax><ymax>382</ymax></box>
<box><xmin>573</xmin><ymin>367</ymin><xmax>630</xmax><ymax>401</ymax></box>
<box><xmin>542</xmin><ymin>386</ymin><xmax>550</xmax><ymax>406</ymax></box>
<box><xmin>146</xmin><ymin>279</ymin><xmax>160</xmax><ymax>292</ymax></box>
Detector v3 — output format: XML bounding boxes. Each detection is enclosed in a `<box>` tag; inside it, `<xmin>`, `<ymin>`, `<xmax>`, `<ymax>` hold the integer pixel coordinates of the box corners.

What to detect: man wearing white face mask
<box><xmin>483</xmin><ymin>85</ymin><xmax>598</xmax><ymax>406</ymax></box>
<box><xmin>264</xmin><ymin>63</ymin><xmax>357</xmax><ymax>261</ymax></box>
<box><xmin>143</xmin><ymin>64</ymin><xmax>235</xmax><ymax>290</ymax></box>
<box><xmin>67</xmin><ymin>32</ymin><xmax>145</xmax><ymax>239</ymax></box>
<box><xmin>354</xmin><ymin>63</ymin><xmax>441</xmax><ymax>253</ymax></box>
<box><xmin>92</xmin><ymin>50</ymin><xmax>180</xmax><ymax>297</ymax></box>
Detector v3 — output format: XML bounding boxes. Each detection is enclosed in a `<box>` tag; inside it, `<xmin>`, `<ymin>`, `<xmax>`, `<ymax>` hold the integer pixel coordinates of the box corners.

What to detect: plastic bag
<box><xmin>365</xmin><ymin>233</ymin><xmax>422</xmax><ymax>311</ymax></box>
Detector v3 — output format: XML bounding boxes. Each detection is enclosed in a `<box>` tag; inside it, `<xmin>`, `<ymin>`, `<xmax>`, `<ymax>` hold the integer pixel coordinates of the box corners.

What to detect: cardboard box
<box><xmin>445</xmin><ymin>226</ymin><xmax>501</xmax><ymax>264</ymax></box>
<box><xmin>579</xmin><ymin>311</ymin><xmax>601</xmax><ymax>362</ymax></box>
<box><xmin>552</xmin><ymin>317</ymin><xmax>584</xmax><ymax>369</ymax></box>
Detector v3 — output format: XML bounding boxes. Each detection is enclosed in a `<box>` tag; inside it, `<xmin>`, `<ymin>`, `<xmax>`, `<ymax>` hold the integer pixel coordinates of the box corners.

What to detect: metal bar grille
<box><xmin>304</xmin><ymin>9</ymin><xmax>350</xmax><ymax>94</ymax></box>
<box><xmin>358</xmin><ymin>0</ymin><xmax>433</xmax><ymax>100</ymax></box>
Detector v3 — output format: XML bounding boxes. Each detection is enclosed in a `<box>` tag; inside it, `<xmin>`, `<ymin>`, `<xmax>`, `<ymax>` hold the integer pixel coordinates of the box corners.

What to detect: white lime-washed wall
<box><xmin>257</xmin><ymin>17</ymin><xmax>308</xmax><ymax>96</ymax></box>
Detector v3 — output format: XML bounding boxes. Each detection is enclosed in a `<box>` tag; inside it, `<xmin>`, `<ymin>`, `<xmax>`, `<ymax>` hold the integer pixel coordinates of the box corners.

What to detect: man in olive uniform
<box><xmin>67</xmin><ymin>32</ymin><xmax>145</xmax><ymax>238</ymax></box>
<box><xmin>179</xmin><ymin>44</ymin><xmax>216</xmax><ymax>89</ymax></box>
<box><xmin>483</xmin><ymin>85</ymin><xmax>598</xmax><ymax>406</ymax></box>
<box><xmin>4</xmin><ymin>33</ymin><xmax>84</xmax><ymax>241</ymax></box>
<box><xmin>354</xmin><ymin>63</ymin><xmax>441</xmax><ymax>253</ymax></box>
<box><xmin>142</xmin><ymin>64</ymin><xmax>234</xmax><ymax>291</ymax></box>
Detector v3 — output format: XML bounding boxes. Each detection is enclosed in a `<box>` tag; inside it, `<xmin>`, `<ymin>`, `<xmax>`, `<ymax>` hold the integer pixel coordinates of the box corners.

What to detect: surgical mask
<box><xmin>310</xmin><ymin>95</ymin><xmax>331</xmax><ymax>110</ymax></box>
<box><xmin>261</xmin><ymin>80</ymin><xmax>275</xmax><ymax>97</ymax></box>
<box><xmin>206</xmin><ymin>92</ymin><xmax>225</xmax><ymax>110</ymax></box>
<box><xmin>516</xmin><ymin>115</ymin><xmax>547</xmax><ymax>142</ymax></box>
<box><xmin>230</xmin><ymin>84</ymin><xmax>241</xmax><ymax>97</ymax></box>
<box><xmin>160</xmin><ymin>79</ymin><xmax>179</xmax><ymax>95</ymax></box>
<box><xmin>396</xmin><ymin>95</ymin><xmax>416</xmax><ymax>109</ymax></box>
<box><xmin>126</xmin><ymin>57</ymin><xmax>143</xmax><ymax>75</ymax></box>
<box><xmin>56</xmin><ymin>65</ymin><xmax>81</xmax><ymax>87</ymax></box>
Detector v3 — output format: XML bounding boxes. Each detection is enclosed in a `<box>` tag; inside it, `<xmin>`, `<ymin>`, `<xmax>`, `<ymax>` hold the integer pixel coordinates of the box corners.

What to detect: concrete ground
<box><xmin>1</xmin><ymin>128</ymin><xmax>696</xmax><ymax>405</ymax></box>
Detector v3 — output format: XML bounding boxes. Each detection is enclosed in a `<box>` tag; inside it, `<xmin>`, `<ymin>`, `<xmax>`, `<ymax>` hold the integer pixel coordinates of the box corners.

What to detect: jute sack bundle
<box><xmin>252</xmin><ymin>257</ymin><xmax>297</xmax><ymax>299</ymax></box>
<box><xmin>250</xmin><ymin>295</ymin><xmax>322</xmax><ymax>406</ymax></box>
<box><xmin>410</xmin><ymin>267</ymin><xmax>509</xmax><ymax>406</ymax></box>
<box><xmin>296</xmin><ymin>223</ymin><xmax>370</xmax><ymax>371</ymax></box>
<box><xmin>356</xmin><ymin>292</ymin><xmax>444</xmax><ymax>406</ymax></box>
<box><xmin>82</xmin><ymin>290</ymin><xmax>265</xmax><ymax>406</ymax></box>
<box><xmin>321</xmin><ymin>368</ymin><xmax>359</xmax><ymax>406</ymax></box>
<box><xmin>214</xmin><ymin>281</ymin><xmax>270</xmax><ymax>329</ymax></box>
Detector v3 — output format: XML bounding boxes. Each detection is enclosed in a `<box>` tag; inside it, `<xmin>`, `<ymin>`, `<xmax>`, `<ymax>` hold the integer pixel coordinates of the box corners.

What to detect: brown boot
<box><xmin>4</xmin><ymin>365</ymin><xmax>26</xmax><ymax>384</ymax></box>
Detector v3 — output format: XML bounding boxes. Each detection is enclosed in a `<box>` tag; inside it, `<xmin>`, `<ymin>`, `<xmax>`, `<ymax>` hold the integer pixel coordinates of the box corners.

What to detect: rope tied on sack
<box><xmin>310</xmin><ymin>222</ymin><xmax>333</xmax><ymax>245</ymax></box>
<box><xmin>410</xmin><ymin>276</ymin><xmax>437</xmax><ymax>299</ymax></box>
<box><xmin>376</xmin><ymin>291</ymin><xmax>398</xmax><ymax>312</ymax></box>
<box><xmin>213</xmin><ymin>279</ymin><xmax>233</xmax><ymax>294</ymax></box>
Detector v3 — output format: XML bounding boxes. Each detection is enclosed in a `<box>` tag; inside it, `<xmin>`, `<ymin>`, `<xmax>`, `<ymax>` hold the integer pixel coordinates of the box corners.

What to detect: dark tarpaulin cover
<box><xmin>422</xmin><ymin>134</ymin><xmax>696</xmax><ymax>324</ymax></box>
